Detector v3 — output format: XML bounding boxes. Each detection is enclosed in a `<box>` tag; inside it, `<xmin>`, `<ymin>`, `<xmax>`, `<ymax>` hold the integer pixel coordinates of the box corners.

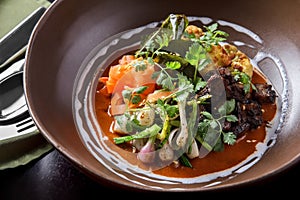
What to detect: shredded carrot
<box><xmin>99</xmin><ymin>55</ymin><xmax>136</xmax><ymax>94</ymax></box>
<box><xmin>119</xmin><ymin>55</ymin><xmax>136</xmax><ymax>65</ymax></box>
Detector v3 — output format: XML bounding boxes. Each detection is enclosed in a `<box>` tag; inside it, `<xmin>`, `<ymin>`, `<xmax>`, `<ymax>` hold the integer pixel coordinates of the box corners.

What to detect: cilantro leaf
<box><xmin>222</xmin><ymin>132</ymin><xmax>236</xmax><ymax>145</ymax></box>
<box><xmin>185</xmin><ymin>42</ymin><xmax>209</xmax><ymax>82</ymax></box>
<box><xmin>231</xmin><ymin>69</ymin><xmax>257</xmax><ymax>93</ymax></box>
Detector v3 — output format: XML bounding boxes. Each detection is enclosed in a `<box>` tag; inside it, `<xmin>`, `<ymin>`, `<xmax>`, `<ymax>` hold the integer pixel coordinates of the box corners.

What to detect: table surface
<box><xmin>1</xmin><ymin>147</ymin><xmax>300</xmax><ymax>198</ymax></box>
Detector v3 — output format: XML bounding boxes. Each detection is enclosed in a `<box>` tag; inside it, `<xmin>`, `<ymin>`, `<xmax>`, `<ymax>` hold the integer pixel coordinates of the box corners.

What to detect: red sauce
<box><xmin>94</xmin><ymin>69</ymin><xmax>277</xmax><ymax>178</ymax></box>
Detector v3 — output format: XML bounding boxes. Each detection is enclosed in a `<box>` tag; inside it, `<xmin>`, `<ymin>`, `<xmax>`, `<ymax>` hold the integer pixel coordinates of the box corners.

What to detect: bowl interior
<box><xmin>24</xmin><ymin>0</ymin><xmax>300</xmax><ymax>192</ymax></box>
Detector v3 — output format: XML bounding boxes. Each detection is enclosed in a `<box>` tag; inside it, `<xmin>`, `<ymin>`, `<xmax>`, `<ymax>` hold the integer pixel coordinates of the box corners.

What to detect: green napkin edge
<box><xmin>0</xmin><ymin>0</ymin><xmax>51</xmax><ymax>38</ymax></box>
<box><xmin>0</xmin><ymin>130</ymin><xmax>53</xmax><ymax>170</ymax></box>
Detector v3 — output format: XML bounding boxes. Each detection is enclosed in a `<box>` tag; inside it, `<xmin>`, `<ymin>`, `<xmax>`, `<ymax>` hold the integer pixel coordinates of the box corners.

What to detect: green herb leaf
<box><xmin>154</xmin><ymin>69</ymin><xmax>175</xmax><ymax>91</ymax></box>
<box><xmin>232</xmin><ymin>69</ymin><xmax>256</xmax><ymax>94</ymax></box>
<box><xmin>225</xmin><ymin>115</ymin><xmax>238</xmax><ymax>122</ymax></box>
<box><xmin>218</xmin><ymin>99</ymin><xmax>236</xmax><ymax>115</ymax></box>
<box><xmin>201</xmin><ymin>111</ymin><xmax>213</xmax><ymax>120</ymax></box>
<box><xmin>185</xmin><ymin>42</ymin><xmax>208</xmax><ymax>82</ymax></box>
<box><xmin>131</xmin><ymin>95</ymin><xmax>142</xmax><ymax>105</ymax></box>
<box><xmin>194</xmin><ymin>77</ymin><xmax>207</xmax><ymax>91</ymax></box>
<box><xmin>132</xmin><ymin>60</ymin><xmax>147</xmax><ymax>72</ymax></box>
<box><xmin>133</xmin><ymin>86</ymin><xmax>148</xmax><ymax>94</ymax></box>
<box><xmin>201</xmin><ymin>23</ymin><xmax>229</xmax><ymax>47</ymax></box>
<box><xmin>113</xmin><ymin>124</ymin><xmax>161</xmax><ymax>144</ymax></box>
<box><xmin>185</xmin><ymin>42</ymin><xmax>205</xmax><ymax>67</ymax></box>
<box><xmin>179</xmin><ymin>154</ymin><xmax>193</xmax><ymax>168</ymax></box>
<box><xmin>222</xmin><ymin>132</ymin><xmax>236</xmax><ymax>145</ymax></box>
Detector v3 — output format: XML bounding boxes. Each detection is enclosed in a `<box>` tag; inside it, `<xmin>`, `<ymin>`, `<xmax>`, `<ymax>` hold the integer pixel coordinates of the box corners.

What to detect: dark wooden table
<box><xmin>1</xmin><ymin>147</ymin><xmax>300</xmax><ymax>199</ymax></box>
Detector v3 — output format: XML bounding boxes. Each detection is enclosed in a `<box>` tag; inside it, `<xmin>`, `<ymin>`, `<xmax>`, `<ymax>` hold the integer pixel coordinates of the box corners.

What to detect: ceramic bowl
<box><xmin>24</xmin><ymin>0</ymin><xmax>300</xmax><ymax>192</ymax></box>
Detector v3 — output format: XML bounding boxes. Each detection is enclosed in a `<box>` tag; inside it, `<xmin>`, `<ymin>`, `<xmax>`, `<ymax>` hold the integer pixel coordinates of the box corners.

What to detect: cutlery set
<box><xmin>0</xmin><ymin>58</ymin><xmax>38</xmax><ymax>140</ymax></box>
<box><xmin>0</xmin><ymin>7</ymin><xmax>46</xmax><ymax>140</ymax></box>
<box><xmin>0</xmin><ymin>5</ymin><xmax>52</xmax><ymax>169</ymax></box>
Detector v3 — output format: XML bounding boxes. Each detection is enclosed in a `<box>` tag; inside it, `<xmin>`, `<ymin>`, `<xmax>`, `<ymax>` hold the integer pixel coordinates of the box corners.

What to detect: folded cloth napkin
<box><xmin>0</xmin><ymin>0</ymin><xmax>50</xmax><ymax>38</ymax></box>
<box><xmin>0</xmin><ymin>130</ymin><xmax>53</xmax><ymax>170</ymax></box>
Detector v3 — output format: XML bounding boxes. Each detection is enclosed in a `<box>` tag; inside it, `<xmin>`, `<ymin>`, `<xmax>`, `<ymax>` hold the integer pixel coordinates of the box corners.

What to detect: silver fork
<box><xmin>0</xmin><ymin>114</ymin><xmax>38</xmax><ymax>140</ymax></box>
<box><xmin>15</xmin><ymin>114</ymin><xmax>38</xmax><ymax>134</ymax></box>
<box><xmin>0</xmin><ymin>58</ymin><xmax>39</xmax><ymax>140</ymax></box>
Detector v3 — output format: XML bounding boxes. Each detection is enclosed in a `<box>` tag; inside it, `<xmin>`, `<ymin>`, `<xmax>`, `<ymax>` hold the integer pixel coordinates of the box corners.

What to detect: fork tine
<box><xmin>16</xmin><ymin>116</ymin><xmax>38</xmax><ymax>134</ymax></box>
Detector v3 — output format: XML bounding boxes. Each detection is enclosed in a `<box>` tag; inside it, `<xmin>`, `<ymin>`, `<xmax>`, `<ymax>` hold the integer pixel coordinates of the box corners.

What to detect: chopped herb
<box><xmin>232</xmin><ymin>69</ymin><xmax>257</xmax><ymax>93</ymax></box>
<box><xmin>113</xmin><ymin>124</ymin><xmax>161</xmax><ymax>144</ymax></box>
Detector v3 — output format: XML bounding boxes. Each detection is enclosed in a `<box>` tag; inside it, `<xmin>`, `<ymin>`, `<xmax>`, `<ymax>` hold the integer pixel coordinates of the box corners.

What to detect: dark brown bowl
<box><xmin>24</xmin><ymin>0</ymin><xmax>300</xmax><ymax>192</ymax></box>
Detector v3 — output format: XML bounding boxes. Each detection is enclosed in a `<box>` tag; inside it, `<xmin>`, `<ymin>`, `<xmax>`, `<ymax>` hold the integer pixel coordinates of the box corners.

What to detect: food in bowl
<box><xmin>93</xmin><ymin>14</ymin><xmax>278</xmax><ymax>179</ymax></box>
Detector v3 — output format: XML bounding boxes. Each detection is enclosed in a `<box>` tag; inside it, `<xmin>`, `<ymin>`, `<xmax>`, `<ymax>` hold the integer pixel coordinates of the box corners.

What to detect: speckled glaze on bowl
<box><xmin>24</xmin><ymin>0</ymin><xmax>300</xmax><ymax>192</ymax></box>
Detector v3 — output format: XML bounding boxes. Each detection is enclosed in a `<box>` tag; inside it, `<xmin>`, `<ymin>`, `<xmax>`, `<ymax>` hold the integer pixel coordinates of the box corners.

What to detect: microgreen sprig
<box><xmin>231</xmin><ymin>69</ymin><xmax>257</xmax><ymax>94</ymax></box>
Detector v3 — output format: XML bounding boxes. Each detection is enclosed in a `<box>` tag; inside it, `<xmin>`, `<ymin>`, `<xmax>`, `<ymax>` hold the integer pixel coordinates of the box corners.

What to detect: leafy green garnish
<box><xmin>196</xmin><ymin>100</ymin><xmax>238</xmax><ymax>151</ymax></box>
<box><xmin>194</xmin><ymin>77</ymin><xmax>207</xmax><ymax>91</ymax></box>
<box><xmin>179</xmin><ymin>154</ymin><xmax>193</xmax><ymax>168</ymax></box>
<box><xmin>218</xmin><ymin>99</ymin><xmax>236</xmax><ymax>116</ymax></box>
<box><xmin>151</xmin><ymin>67</ymin><xmax>175</xmax><ymax>91</ymax></box>
<box><xmin>231</xmin><ymin>69</ymin><xmax>257</xmax><ymax>93</ymax></box>
<box><xmin>122</xmin><ymin>85</ymin><xmax>149</xmax><ymax>105</ymax></box>
<box><xmin>157</xmin><ymin>98</ymin><xmax>179</xmax><ymax>119</ymax></box>
<box><xmin>136</xmin><ymin>13</ymin><xmax>188</xmax><ymax>59</ymax></box>
<box><xmin>201</xmin><ymin>23</ymin><xmax>229</xmax><ymax>49</ymax></box>
<box><xmin>131</xmin><ymin>60</ymin><xmax>148</xmax><ymax>72</ymax></box>
<box><xmin>173</xmin><ymin>73</ymin><xmax>194</xmax><ymax>102</ymax></box>
<box><xmin>185</xmin><ymin>42</ymin><xmax>211</xmax><ymax>82</ymax></box>
<box><xmin>184</xmin><ymin>22</ymin><xmax>229</xmax><ymax>51</ymax></box>
<box><xmin>114</xmin><ymin>114</ymin><xmax>146</xmax><ymax>133</ymax></box>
